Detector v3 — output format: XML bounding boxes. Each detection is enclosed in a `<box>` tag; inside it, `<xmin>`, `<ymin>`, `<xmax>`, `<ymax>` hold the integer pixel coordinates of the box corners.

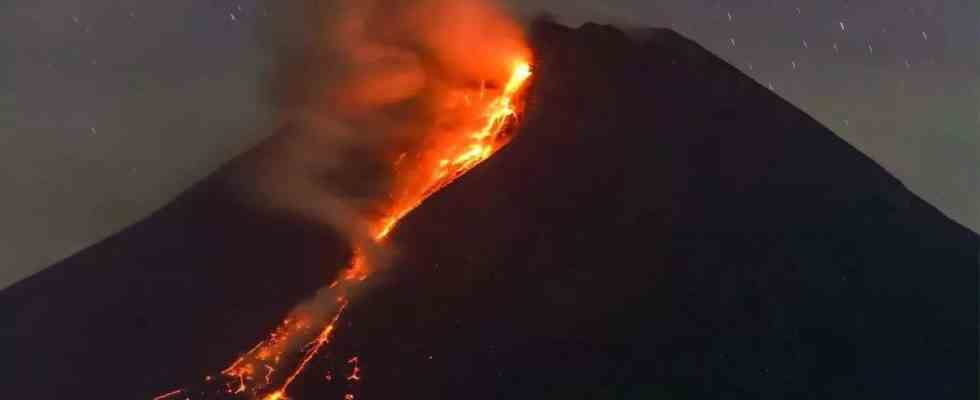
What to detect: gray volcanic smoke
<box><xmin>156</xmin><ymin>1</ymin><xmax>532</xmax><ymax>398</ymax></box>
<box><xmin>231</xmin><ymin>0</ymin><xmax>529</xmax><ymax>263</ymax></box>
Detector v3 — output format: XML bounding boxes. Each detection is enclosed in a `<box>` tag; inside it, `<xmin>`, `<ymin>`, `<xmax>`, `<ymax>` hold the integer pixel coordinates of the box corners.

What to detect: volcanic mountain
<box><xmin>2</xmin><ymin>20</ymin><xmax>976</xmax><ymax>399</ymax></box>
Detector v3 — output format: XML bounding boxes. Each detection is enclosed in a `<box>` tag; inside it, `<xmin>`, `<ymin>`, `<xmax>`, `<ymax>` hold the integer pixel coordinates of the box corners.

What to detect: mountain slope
<box><xmin>306</xmin><ymin>20</ymin><xmax>978</xmax><ymax>399</ymax></box>
<box><xmin>1</xmin><ymin>20</ymin><xmax>976</xmax><ymax>399</ymax></box>
<box><xmin>0</xmin><ymin>126</ymin><xmax>352</xmax><ymax>398</ymax></box>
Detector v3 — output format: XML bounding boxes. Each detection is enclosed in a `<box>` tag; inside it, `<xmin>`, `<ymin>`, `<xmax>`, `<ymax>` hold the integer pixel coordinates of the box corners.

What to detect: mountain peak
<box><xmin>2</xmin><ymin>19</ymin><xmax>975</xmax><ymax>399</ymax></box>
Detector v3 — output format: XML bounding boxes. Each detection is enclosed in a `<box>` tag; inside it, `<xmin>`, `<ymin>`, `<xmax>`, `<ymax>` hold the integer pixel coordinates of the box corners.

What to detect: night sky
<box><xmin>1</xmin><ymin>0</ymin><xmax>977</xmax><ymax>288</ymax></box>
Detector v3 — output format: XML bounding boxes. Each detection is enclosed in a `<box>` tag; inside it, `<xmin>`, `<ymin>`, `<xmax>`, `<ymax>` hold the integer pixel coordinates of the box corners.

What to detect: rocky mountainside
<box><xmin>2</xmin><ymin>20</ymin><xmax>976</xmax><ymax>399</ymax></box>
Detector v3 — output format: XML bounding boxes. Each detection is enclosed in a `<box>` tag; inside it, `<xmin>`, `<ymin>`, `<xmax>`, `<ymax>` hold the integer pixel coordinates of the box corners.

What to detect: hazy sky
<box><xmin>1</xmin><ymin>0</ymin><xmax>977</xmax><ymax>288</ymax></box>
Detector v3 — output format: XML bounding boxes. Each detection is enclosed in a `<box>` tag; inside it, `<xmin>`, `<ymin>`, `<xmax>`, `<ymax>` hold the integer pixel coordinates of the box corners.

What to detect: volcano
<box><xmin>2</xmin><ymin>20</ymin><xmax>976</xmax><ymax>399</ymax></box>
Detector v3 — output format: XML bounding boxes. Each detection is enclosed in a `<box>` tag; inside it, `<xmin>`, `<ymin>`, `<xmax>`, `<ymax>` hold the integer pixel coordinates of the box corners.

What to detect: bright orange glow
<box><xmin>159</xmin><ymin>60</ymin><xmax>532</xmax><ymax>399</ymax></box>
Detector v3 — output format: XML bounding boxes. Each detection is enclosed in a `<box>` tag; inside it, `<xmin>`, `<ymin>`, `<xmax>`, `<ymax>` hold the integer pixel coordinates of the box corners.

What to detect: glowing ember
<box><xmin>159</xmin><ymin>60</ymin><xmax>531</xmax><ymax>399</ymax></box>
<box><xmin>153</xmin><ymin>389</ymin><xmax>183</xmax><ymax>400</ymax></box>
<box><xmin>346</xmin><ymin>356</ymin><xmax>361</xmax><ymax>381</ymax></box>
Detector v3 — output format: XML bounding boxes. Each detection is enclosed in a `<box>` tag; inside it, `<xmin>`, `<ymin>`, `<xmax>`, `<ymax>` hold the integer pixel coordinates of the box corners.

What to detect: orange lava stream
<box><xmin>160</xmin><ymin>60</ymin><xmax>531</xmax><ymax>400</ymax></box>
<box><xmin>259</xmin><ymin>300</ymin><xmax>348</xmax><ymax>400</ymax></box>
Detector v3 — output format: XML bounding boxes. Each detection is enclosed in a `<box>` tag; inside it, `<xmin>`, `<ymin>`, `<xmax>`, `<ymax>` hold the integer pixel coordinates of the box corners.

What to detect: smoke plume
<box><xmin>210</xmin><ymin>3</ymin><xmax>530</xmax><ymax>395</ymax></box>
<box><xmin>235</xmin><ymin>0</ymin><xmax>529</xmax><ymax>269</ymax></box>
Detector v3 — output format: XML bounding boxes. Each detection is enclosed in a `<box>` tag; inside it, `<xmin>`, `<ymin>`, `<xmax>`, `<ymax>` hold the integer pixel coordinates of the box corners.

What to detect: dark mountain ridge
<box><xmin>2</xmin><ymin>20</ymin><xmax>976</xmax><ymax>399</ymax></box>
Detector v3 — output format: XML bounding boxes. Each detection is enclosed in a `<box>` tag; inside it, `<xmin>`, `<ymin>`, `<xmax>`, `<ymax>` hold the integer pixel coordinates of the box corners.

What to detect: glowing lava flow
<box><xmin>157</xmin><ymin>60</ymin><xmax>531</xmax><ymax>400</ymax></box>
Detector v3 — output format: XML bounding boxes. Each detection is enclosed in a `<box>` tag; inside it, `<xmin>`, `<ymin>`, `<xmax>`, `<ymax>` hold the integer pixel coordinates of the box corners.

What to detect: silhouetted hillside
<box><xmin>0</xmin><ymin>137</ymin><xmax>352</xmax><ymax>398</ymax></box>
<box><xmin>2</xmin><ymin>20</ymin><xmax>976</xmax><ymax>399</ymax></box>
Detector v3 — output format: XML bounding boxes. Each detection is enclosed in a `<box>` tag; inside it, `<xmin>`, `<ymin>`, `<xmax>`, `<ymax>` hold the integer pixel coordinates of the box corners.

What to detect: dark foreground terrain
<box><xmin>2</xmin><ymin>20</ymin><xmax>977</xmax><ymax>399</ymax></box>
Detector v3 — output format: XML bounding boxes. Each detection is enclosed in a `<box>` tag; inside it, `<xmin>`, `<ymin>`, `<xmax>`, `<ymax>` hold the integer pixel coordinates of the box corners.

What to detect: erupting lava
<box><xmin>158</xmin><ymin>60</ymin><xmax>531</xmax><ymax>400</ymax></box>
